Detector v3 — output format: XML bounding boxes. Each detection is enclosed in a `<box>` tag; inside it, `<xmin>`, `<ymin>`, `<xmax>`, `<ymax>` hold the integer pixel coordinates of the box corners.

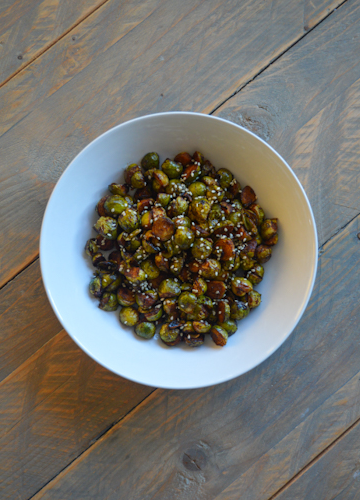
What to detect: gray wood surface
<box><xmin>0</xmin><ymin>0</ymin><xmax>106</xmax><ymax>86</ymax></box>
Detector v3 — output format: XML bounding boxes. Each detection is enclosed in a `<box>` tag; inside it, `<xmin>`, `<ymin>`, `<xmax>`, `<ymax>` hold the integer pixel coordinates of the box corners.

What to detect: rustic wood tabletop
<box><xmin>1</xmin><ymin>0</ymin><xmax>360</xmax><ymax>498</ymax></box>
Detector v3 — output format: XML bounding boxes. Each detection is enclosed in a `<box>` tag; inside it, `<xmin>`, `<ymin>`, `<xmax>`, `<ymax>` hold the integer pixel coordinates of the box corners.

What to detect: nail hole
<box><xmin>17</xmin><ymin>54</ymin><xmax>23</xmax><ymax>60</ymax></box>
<box><xmin>160</xmin><ymin>93</ymin><xmax>164</xmax><ymax>97</ymax></box>
<box><xmin>72</xmin><ymin>36</ymin><xmax>76</xmax><ymax>41</ymax></box>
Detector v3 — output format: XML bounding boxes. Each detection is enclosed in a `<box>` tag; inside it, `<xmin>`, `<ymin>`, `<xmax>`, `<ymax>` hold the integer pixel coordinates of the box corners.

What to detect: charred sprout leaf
<box><xmin>248</xmin><ymin>290</ymin><xmax>261</xmax><ymax>309</ymax></box>
<box><xmin>184</xmin><ymin>332</ymin><xmax>205</xmax><ymax>347</ymax></box>
<box><xmin>230</xmin><ymin>301</ymin><xmax>250</xmax><ymax>320</ymax></box>
<box><xmin>231</xmin><ymin>277</ymin><xmax>253</xmax><ymax>297</ymax></box>
<box><xmin>219</xmin><ymin>319</ymin><xmax>237</xmax><ymax>336</ymax></box>
<box><xmin>160</xmin><ymin>323</ymin><xmax>182</xmax><ymax>346</ymax></box>
<box><xmin>117</xmin><ymin>287</ymin><xmax>136</xmax><ymax>306</ymax></box>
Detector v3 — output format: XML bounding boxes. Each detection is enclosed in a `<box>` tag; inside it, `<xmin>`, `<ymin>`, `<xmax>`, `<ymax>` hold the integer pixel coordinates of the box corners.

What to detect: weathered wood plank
<box><xmin>215</xmin><ymin>0</ymin><xmax>360</xmax><ymax>247</ymax></box>
<box><xmin>30</xmin><ymin>215</ymin><xmax>360</xmax><ymax>499</ymax></box>
<box><xmin>0</xmin><ymin>259</ymin><xmax>62</xmax><ymax>383</ymax></box>
<box><xmin>274</xmin><ymin>421</ymin><xmax>360</xmax><ymax>500</ymax></box>
<box><xmin>0</xmin><ymin>0</ymin><xmax>107</xmax><ymax>86</ymax></box>
<box><xmin>0</xmin><ymin>330</ymin><xmax>153</xmax><ymax>500</ymax></box>
<box><xmin>0</xmin><ymin>0</ymin><xmax>344</xmax><ymax>287</ymax></box>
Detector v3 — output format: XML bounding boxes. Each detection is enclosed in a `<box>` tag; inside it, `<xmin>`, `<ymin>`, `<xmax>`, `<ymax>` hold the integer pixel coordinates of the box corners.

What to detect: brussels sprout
<box><xmin>181</xmin><ymin>163</ymin><xmax>201</xmax><ymax>184</ymax></box>
<box><xmin>217</xmin><ymin>300</ymin><xmax>231</xmax><ymax>323</ymax></box>
<box><xmin>131</xmin><ymin>170</ymin><xmax>146</xmax><ymax>189</ymax></box>
<box><xmin>118</xmin><ymin>208</ymin><xmax>139</xmax><ymax>232</ymax></box>
<box><xmin>163</xmin><ymin>298</ymin><xmax>178</xmax><ymax>317</ymax></box>
<box><xmin>228</xmin><ymin>211</ymin><xmax>243</xmax><ymax>226</ymax></box>
<box><xmin>230</xmin><ymin>277</ymin><xmax>253</xmax><ymax>297</ymax></box>
<box><xmin>248</xmin><ymin>290</ymin><xmax>261</xmax><ymax>309</ymax></box>
<box><xmin>157</xmin><ymin>193</ymin><xmax>171</xmax><ymax>207</ymax></box>
<box><xmin>140</xmin><ymin>211</ymin><xmax>153</xmax><ymax>230</ymax></box>
<box><xmin>240</xmin><ymin>256</ymin><xmax>257</xmax><ymax>272</ymax></box>
<box><xmin>167</xmin><ymin>196</ymin><xmax>189</xmax><ymax>217</ymax></box>
<box><xmin>193</xmin><ymin>151</ymin><xmax>205</xmax><ymax>165</ymax></box>
<box><xmin>174</xmin><ymin>152</ymin><xmax>192</xmax><ymax>166</ymax></box>
<box><xmin>192</xmin><ymin>277</ymin><xmax>207</xmax><ymax>295</ymax></box>
<box><xmin>165</xmin><ymin>179</ymin><xmax>187</xmax><ymax>196</ymax></box>
<box><xmin>135</xmin><ymin>289</ymin><xmax>158</xmax><ymax>309</ymax></box>
<box><xmin>141</xmin><ymin>152</ymin><xmax>159</xmax><ymax>171</ymax></box>
<box><xmin>198</xmin><ymin>259</ymin><xmax>222</xmax><ymax>279</ymax></box>
<box><xmin>188</xmin><ymin>181</ymin><xmax>207</xmax><ymax>198</ymax></box>
<box><xmin>255</xmin><ymin>244</ymin><xmax>272</xmax><ymax>264</ymax></box>
<box><xmin>218</xmin><ymin>168</ymin><xmax>233</xmax><ymax>189</ymax></box>
<box><xmin>188</xmin><ymin>198</ymin><xmax>211</xmax><ymax>223</ymax></box>
<box><xmin>99</xmin><ymin>292</ymin><xmax>118</xmax><ymax>311</ymax></box>
<box><xmin>89</xmin><ymin>275</ymin><xmax>102</xmax><ymax>298</ymax></box>
<box><xmin>85</xmin><ymin>238</ymin><xmax>99</xmax><ymax>257</ymax></box>
<box><xmin>122</xmin><ymin>267</ymin><xmax>147</xmax><ymax>284</ymax></box>
<box><xmin>197</xmin><ymin>295</ymin><xmax>213</xmax><ymax>310</ymax></box>
<box><xmin>135</xmin><ymin>322</ymin><xmax>156</xmax><ymax>339</ymax></box>
<box><xmin>161</xmin><ymin>159</ymin><xmax>183</xmax><ymax>179</ymax></box>
<box><xmin>102</xmin><ymin>273</ymin><xmax>122</xmax><ymax>292</ymax></box>
<box><xmin>230</xmin><ymin>301</ymin><xmax>250</xmax><ymax>320</ymax></box>
<box><xmin>213</xmin><ymin>238</ymin><xmax>236</xmax><ymax>261</ymax></box>
<box><xmin>222</xmin><ymin>254</ymin><xmax>241</xmax><ymax>272</ymax></box>
<box><xmin>173</xmin><ymin>215</ymin><xmax>191</xmax><ymax>229</ymax></box>
<box><xmin>206</xmin><ymin>184</ymin><xmax>224</xmax><ymax>203</ymax></box>
<box><xmin>193</xmin><ymin>320</ymin><xmax>211</xmax><ymax>334</ymax></box>
<box><xmin>184</xmin><ymin>332</ymin><xmax>205</xmax><ymax>347</ymax></box>
<box><xmin>108</xmin><ymin>183</ymin><xmax>129</xmax><ymax>197</ymax></box>
<box><xmin>119</xmin><ymin>307</ymin><xmax>139</xmax><ymax>327</ymax></box>
<box><xmin>191</xmin><ymin>238</ymin><xmax>213</xmax><ymax>260</ymax></box>
<box><xmin>248</xmin><ymin>203</ymin><xmax>265</xmax><ymax>225</ymax></box>
<box><xmin>170</xmin><ymin>255</ymin><xmax>184</xmax><ymax>276</ymax></box>
<box><xmin>143</xmin><ymin>304</ymin><xmax>163</xmax><ymax>322</ymax></box>
<box><xmin>104</xmin><ymin>194</ymin><xmax>128</xmax><ymax>217</ymax></box>
<box><xmin>96</xmin><ymin>196</ymin><xmax>108</xmax><ymax>216</ymax></box>
<box><xmin>240</xmin><ymin>185</ymin><xmax>257</xmax><ymax>207</ymax></box>
<box><xmin>160</xmin><ymin>323</ymin><xmax>182</xmax><ymax>346</ymax></box>
<box><xmin>94</xmin><ymin>216</ymin><xmax>118</xmax><ymax>240</ymax></box>
<box><xmin>219</xmin><ymin>319</ymin><xmax>237</xmax><ymax>336</ymax></box>
<box><xmin>178</xmin><ymin>292</ymin><xmax>197</xmax><ymax>314</ymax></box>
<box><xmin>206</xmin><ymin>281</ymin><xmax>227</xmax><ymax>299</ymax></box>
<box><xmin>95</xmin><ymin>234</ymin><xmax>115</xmax><ymax>251</ymax></box>
<box><xmin>186</xmin><ymin>304</ymin><xmax>209</xmax><ymax>321</ymax></box>
<box><xmin>117</xmin><ymin>286</ymin><xmax>136</xmax><ymax>306</ymax></box>
<box><xmin>260</xmin><ymin>218</ymin><xmax>278</xmax><ymax>240</ymax></box>
<box><xmin>140</xmin><ymin>259</ymin><xmax>160</xmax><ymax>279</ymax></box>
<box><xmin>158</xmin><ymin>279</ymin><xmax>181</xmax><ymax>298</ymax></box>
<box><xmin>246</xmin><ymin>264</ymin><xmax>264</xmax><ymax>285</ymax></box>
<box><xmin>211</xmin><ymin>325</ymin><xmax>228</xmax><ymax>346</ymax></box>
<box><xmin>152</xmin><ymin>216</ymin><xmax>175</xmax><ymax>242</ymax></box>
<box><xmin>174</xmin><ymin>227</ymin><xmax>194</xmax><ymax>250</ymax></box>
<box><xmin>142</xmin><ymin>230</ymin><xmax>161</xmax><ymax>254</ymax></box>
<box><xmin>152</xmin><ymin>169</ymin><xmax>169</xmax><ymax>192</ymax></box>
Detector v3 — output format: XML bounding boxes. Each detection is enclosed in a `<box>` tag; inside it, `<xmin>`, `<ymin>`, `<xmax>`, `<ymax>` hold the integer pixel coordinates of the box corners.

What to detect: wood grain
<box><xmin>0</xmin><ymin>0</ymin><xmax>107</xmax><ymax>86</ymax></box>
<box><xmin>274</xmin><ymin>421</ymin><xmax>360</xmax><ymax>499</ymax></box>
<box><xmin>0</xmin><ymin>0</ymin><xmax>344</xmax><ymax>287</ymax></box>
<box><xmin>30</xmin><ymin>215</ymin><xmax>360</xmax><ymax>499</ymax></box>
<box><xmin>0</xmin><ymin>259</ymin><xmax>61</xmax><ymax>383</ymax></box>
<box><xmin>0</xmin><ymin>330</ymin><xmax>154</xmax><ymax>500</ymax></box>
<box><xmin>215</xmin><ymin>0</ymin><xmax>360</xmax><ymax>248</ymax></box>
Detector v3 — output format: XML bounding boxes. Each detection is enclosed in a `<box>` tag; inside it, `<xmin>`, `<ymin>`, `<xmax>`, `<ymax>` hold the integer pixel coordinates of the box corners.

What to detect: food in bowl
<box><xmin>85</xmin><ymin>150</ymin><xmax>279</xmax><ymax>348</ymax></box>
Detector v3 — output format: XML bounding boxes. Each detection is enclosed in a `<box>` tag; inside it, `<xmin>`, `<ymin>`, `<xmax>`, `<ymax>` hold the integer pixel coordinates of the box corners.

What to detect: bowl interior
<box><xmin>40</xmin><ymin>112</ymin><xmax>317</xmax><ymax>389</ymax></box>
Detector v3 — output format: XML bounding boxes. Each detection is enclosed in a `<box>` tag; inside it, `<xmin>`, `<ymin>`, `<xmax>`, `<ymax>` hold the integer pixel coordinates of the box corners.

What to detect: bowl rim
<box><xmin>40</xmin><ymin>111</ymin><xmax>318</xmax><ymax>389</ymax></box>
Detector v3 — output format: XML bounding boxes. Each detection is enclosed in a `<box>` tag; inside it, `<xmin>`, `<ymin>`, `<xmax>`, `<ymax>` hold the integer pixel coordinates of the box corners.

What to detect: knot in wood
<box><xmin>182</xmin><ymin>448</ymin><xmax>207</xmax><ymax>471</ymax></box>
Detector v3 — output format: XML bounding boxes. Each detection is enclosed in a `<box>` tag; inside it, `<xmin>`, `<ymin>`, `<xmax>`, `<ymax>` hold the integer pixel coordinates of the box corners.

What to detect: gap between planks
<box><xmin>268</xmin><ymin>414</ymin><xmax>360</xmax><ymax>500</ymax></box>
<box><xmin>209</xmin><ymin>0</ymin><xmax>349</xmax><ymax>116</ymax></box>
<box><xmin>26</xmin><ymin>388</ymin><xmax>158</xmax><ymax>500</ymax></box>
<box><xmin>0</xmin><ymin>0</ymin><xmax>111</xmax><ymax>91</ymax></box>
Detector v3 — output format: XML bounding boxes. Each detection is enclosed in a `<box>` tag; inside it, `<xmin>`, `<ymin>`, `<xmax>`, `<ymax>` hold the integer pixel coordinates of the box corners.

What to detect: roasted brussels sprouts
<box><xmin>85</xmin><ymin>149</ymin><xmax>279</xmax><ymax>349</ymax></box>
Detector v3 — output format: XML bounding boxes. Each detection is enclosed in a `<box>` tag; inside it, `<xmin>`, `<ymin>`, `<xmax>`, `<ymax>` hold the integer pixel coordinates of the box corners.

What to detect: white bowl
<box><xmin>40</xmin><ymin>112</ymin><xmax>318</xmax><ymax>389</ymax></box>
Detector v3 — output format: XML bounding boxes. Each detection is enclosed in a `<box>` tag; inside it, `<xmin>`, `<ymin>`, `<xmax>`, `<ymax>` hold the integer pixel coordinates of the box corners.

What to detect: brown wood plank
<box><xmin>0</xmin><ymin>259</ymin><xmax>62</xmax><ymax>383</ymax></box>
<box><xmin>215</xmin><ymin>0</ymin><xmax>360</xmax><ymax>248</ymax></box>
<box><xmin>0</xmin><ymin>330</ymin><xmax>153</xmax><ymax>500</ymax></box>
<box><xmin>0</xmin><ymin>0</ymin><xmax>107</xmax><ymax>86</ymax></box>
<box><xmin>274</xmin><ymin>421</ymin><xmax>360</xmax><ymax>500</ymax></box>
<box><xmin>30</xmin><ymin>214</ymin><xmax>360</xmax><ymax>499</ymax></box>
<box><xmin>0</xmin><ymin>0</ymin><xmax>344</xmax><ymax>287</ymax></box>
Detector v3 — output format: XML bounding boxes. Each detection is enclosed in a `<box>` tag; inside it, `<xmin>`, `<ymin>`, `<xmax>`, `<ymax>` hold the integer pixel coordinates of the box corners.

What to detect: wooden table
<box><xmin>1</xmin><ymin>0</ymin><xmax>360</xmax><ymax>498</ymax></box>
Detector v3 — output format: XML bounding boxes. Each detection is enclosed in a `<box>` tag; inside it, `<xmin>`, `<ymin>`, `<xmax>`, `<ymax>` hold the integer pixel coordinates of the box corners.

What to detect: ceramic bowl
<box><xmin>40</xmin><ymin>112</ymin><xmax>318</xmax><ymax>389</ymax></box>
